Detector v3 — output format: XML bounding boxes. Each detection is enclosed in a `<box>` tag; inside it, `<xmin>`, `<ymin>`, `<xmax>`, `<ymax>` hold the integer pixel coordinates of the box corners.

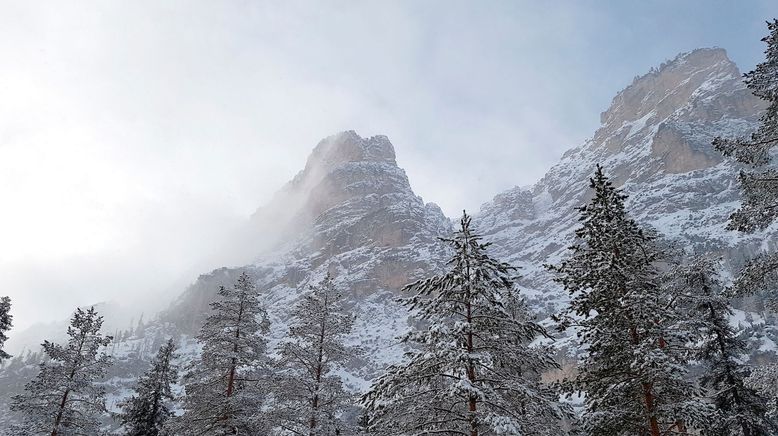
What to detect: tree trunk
<box><xmin>222</xmin><ymin>297</ymin><xmax>246</xmax><ymax>435</ymax></box>
<box><xmin>310</xmin><ymin>294</ymin><xmax>329</xmax><ymax>436</ymax></box>
<box><xmin>708</xmin><ymin>305</ymin><xmax>752</xmax><ymax>436</ymax></box>
<box><xmin>148</xmin><ymin>353</ymin><xmax>169</xmax><ymax>433</ymax></box>
<box><xmin>51</xmin><ymin>389</ymin><xmax>70</xmax><ymax>436</ymax></box>
<box><xmin>466</xmin><ymin>303</ymin><xmax>477</xmax><ymax>436</ymax></box>
<box><xmin>149</xmin><ymin>389</ymin><xmax>161</xmax><ymax>434</ymax></box>
<box><xmin>630</xmin><ymin>326</ymin><xmax>661</xmax><ymax>436</ymax></box>
<box><xmin>619</xmin><ymin>234</ymin><xmax>662</xmax><ymax>436</ymax></box>
<box><xmin>226</xmin><ymin>299</ymin><xmax>245</xmax><ymax>398</ymax></box>
<box><xmin>52</xmin><ymin>326</ymin><xmax>89</xmax><ymax>436</ymax></box>
<box><xmin>464</xmin><ymin>238</ymin><xmax>478</xmax><ymax>436</ymax></box>
<box><xmin>226</xmin><ymin>348</ymin><xmax>238</xmax><ymax>397</ymax></box>
<box><xmin>640</xmin><ymin>383</ymin><xmax>661</xmax><ymax>436</ymax></box>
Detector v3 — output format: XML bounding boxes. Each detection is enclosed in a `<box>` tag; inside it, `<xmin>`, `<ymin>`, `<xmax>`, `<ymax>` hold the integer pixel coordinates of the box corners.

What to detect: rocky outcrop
<box><xmin>164</xmin><ymin>131</ymin><xmax>452</xmax><ymax>387</ymax></box>
<box><xmin>476</xmin><ymin>48</ymin><xmax>776</xmax><ymax>317</ymax></box>
<box><xmin>249</xmin><ymin>130</ymin><xmax>451</xmax><ymax>276</ymax></box>
<box><xmin>245</xmin><ymin>131</ymin><xmax>448</xmax><ymax>256</ymax></box>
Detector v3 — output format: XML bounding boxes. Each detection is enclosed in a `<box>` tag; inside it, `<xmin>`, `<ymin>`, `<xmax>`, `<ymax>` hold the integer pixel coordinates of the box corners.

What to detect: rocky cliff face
<box><xmin>476</xmin><ymin>48</ymin><xmax>777</xmax><ymax>317</ymax></box>
<box><xmin>162</xmin><ymin>130</ymin><xmax>452</xmax><ymax>388</ymax></box>
<box><xmin>276</xmin><ymin>131</ymin><xmax>449</xmax><ymax>259</ymax></box>
<box><xmin>246</xmin><ymin>131</ymin><xmax>444</xmax><ymax>255</ymax></box>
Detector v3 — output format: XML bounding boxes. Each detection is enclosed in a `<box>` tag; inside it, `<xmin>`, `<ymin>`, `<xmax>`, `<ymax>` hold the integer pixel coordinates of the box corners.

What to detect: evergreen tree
<box><xmin>271</xmin><ymin>274</ymin><xmax>359</xmax><ymax>435</ymax></box>
<box><xmin>746</xmin><ymin>363</ymin><xmax>778</xmax><ymax>425</ymax></box>
<box><xmin>547</xmin><ymin>165</ymin><xmax>711</xmax><ymax>436</ymax></box>
<box><xmin>0</xmin><ymin>296</ymin><xmax>12</xmax><ymax>362</ymax></box>
<box><xmin>10</xmin><ymin>306</ymin><xmax>112</xmax><ymax>436</ymax></box>
<box><xmin>118</xmin><ymin>338</ymin><xmax>179</xmax><ymax>436</ymax></box>
<box><xmin>172</xmin><ymin>272</ymin><xmax>271</xmax><ymax>435</ymax></box>
<box><xmin>731</xmin><ymin>253</ymin><xmax>778</xmax><ymax>311</ymax></box>
<box><xmin>671</xmin><ymin>257</ymin><xmax>776</xmax><ymax>436</ymax></box>
<box><xmin>713</xmin><ymin>19</ymin><xmax>778</xmax><ymax>232</ymax></box>
<box><xmin>363</xmin><ymin>212</ymin><xmax>569</xmax><ymax>436</ymax></box>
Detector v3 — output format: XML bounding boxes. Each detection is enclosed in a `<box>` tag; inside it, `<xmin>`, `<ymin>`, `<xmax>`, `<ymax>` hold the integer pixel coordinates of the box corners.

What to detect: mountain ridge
<box><xmin>475</xmin><ymin>47</ymin><xmax>776</xmax><ymax>325</ymax></box>
<box><xmin>2</xmin><ymin>46</ymin><xmax>777</xmax><ymax>430</ymax></box>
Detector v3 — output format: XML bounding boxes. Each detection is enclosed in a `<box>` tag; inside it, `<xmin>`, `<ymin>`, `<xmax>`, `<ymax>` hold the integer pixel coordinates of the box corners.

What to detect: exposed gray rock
<box><xmin>476</xmin><ymin>48</ymin><xmax>777</xmax><ymax>318</ymax></box>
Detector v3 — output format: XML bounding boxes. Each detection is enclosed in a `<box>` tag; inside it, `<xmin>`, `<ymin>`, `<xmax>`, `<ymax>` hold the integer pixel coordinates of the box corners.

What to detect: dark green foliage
<box><xmin>364</xmin><ymin>212</ymin><xmax>569</xmax><ymax>435</ymax></box>
<box><xmin>673</xmin><ymin>257</ymin><xmax>776</xmax><ymax>436</ymax></box>
<box><xmin>714</xmin><ymin>19</ymin><xmax>778</xmax><ymax>232</ymax></box>
<box><xmin>548</xmin><ymin>166</ymin><xmax>711</xmax><ymax>436</ymax></box>
<box><xmin>0</xmin><ymin>296</ymin><xmax>12</xmax><ymax>362</ymax></box>
<box><xmin>118</xmin><ymin>338</ymin><xmax>179</xmax><ymax>436</ymax></box>
<box><xmin>10</xmin><ymin>307</ymin><xmax>112</xmax><ymax>436</ymax></box>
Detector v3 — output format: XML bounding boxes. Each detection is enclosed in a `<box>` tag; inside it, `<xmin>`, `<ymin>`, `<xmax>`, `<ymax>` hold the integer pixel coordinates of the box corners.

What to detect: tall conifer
<box><xmin>10</xmin><ymin>307</ymin><xmax>112</xmax><ymax>436</ymax></box>
<box><xmin>0</xmin><ymin>296</ymin><xmax>12</xmax><ymax>363</ymax></box>
<box><xmin>271</xmin><ymin>274</ymin><xmax>359</xmax><ymax>435</ymax></box>
<box><xmin>118</xmin><ymin>338</ymin><xmax>179</xmax><ymax>436</ymax></box>
<box><xmin>173</xmin><ymin>272</ymin><xmax>271</xmax><ymax>435</ymax></box>
<box><xmin>713</xmin><ymin>19</ymin><xmax>778</xmax><ymax>232</ymax></box>
<box><xmin>364</xmin><ymin>212</ymin><xmax>568</xmax><ymax>436</ymax></box>
<box><xmin>548</xmin><ymin>166</ymin><xmax>711</xmax><ymax>436</ymax></box>
<box><xmin>671</xmin><ymin>257</ymin><xmax>776</xmax><ymax>436</ymax></box>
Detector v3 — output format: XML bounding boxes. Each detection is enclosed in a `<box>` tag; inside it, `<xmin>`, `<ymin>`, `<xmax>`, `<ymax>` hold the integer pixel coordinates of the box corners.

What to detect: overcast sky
<box><xmin>2</xmin><ymin>1</ymin><xmax>777</xmax><ymax>333</ymax></box>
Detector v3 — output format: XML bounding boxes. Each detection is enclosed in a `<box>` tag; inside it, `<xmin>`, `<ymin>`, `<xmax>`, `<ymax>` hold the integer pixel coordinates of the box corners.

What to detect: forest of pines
<box><xmin>1</xmin><ymin>17</ymin><xmax>778</xmax><ymax>436</ymax></box>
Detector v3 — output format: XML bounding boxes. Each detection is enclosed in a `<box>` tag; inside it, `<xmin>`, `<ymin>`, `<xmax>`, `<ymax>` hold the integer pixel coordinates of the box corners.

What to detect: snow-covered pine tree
<box><xmin>172</xmin><ymin>272</ymin><xmax>271</xmax><ymax>435</ymax></box>
<box><xmin>363</xmin><ymin>212</ymin><xmax>569</xmax><ymax>436</ymax></box>
<box><xmin>713</xmin><ymin>19</ymin><xmax>778</xmax><ymax>232</ymax></box>
<box><xmin>746</xmin><ymin>363</ymin><xmax>778</xmax><ymax>425</ymax></box>
<box><xmin>10</xmin><ymin>306</ymin><xmax>112</xmax><ymax>436</ymax></box>
<box><xmin>731</xmin><ymin>252</ymin><xmax>778</xmax><ymax>311</ymax></box>
<box><xmin>670</xmin><ymin>257</ymin><xmax>776</xmax><ymax>436</ymax></box>
<box><xmin>0</xmin><ymin>296</ymin><xmax>12</xmax><ymax>362</ymax></box>
<box><xmin>712</xmin><ymin>19</ymin><xmax>778</xmax><ymax>321</ymax></box>
<box><xmin>547</xmin><ymin>165</ymin><xmax>712</xmax><ymax>436</ymax></box>
<box><xmin>270</xmin><ymin>274</ymin><xmax>359</xmax><ymax>435</ymax></box>
<box><xmin>118</xmin><ymin>338</ymin><xmax>179</xmax><ymax>436</ymax></box>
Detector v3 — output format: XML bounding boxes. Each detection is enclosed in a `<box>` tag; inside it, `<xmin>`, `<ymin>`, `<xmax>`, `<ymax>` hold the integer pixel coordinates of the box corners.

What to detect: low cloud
<box><xmin>1</xmin><ymin>0</ymin><xmax>776</xmax><ymax>336</ymax></box>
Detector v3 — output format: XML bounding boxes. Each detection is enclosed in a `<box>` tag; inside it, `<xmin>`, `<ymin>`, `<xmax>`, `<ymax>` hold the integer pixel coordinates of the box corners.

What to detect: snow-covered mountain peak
<box><xmin>581</xmin><ymin>47</ymin><xmax>761</xmax><ymax>178</ymax></box>
<box><xmin>600</xmin><ymin>48</ymin><xmax>740</xmax><ymax>132</ymax></box>
<box><xmin>167</xmin><ymin>131</ymin><xmax>451</xmax><ymax>348</ymax></box>
<box><xmin>288</xmin><ymin>131</ymin><xmax>398</xmax><ymax>192</ymax></box>
<box><xmin>304</xmin><ymin>130</ymin><xmax>397</xmax><ymax>169</ymax></box>
<box><xmin>476</xmin><ymin>49</ymin><xmax>773</xmax><ymax>316</ymax></box>
<box><xmin>247</xmin><ymin>131</ymin><xmax>447</xmax><ymax>260</ymax></box>
<box><xmin>542</xmin><ymin>48</ymin><xmax>763</xmax><ymax>196</ymax></box>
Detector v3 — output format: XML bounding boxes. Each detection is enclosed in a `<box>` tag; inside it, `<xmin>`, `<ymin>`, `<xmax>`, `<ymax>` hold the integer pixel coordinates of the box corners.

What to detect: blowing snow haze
<box><xmin>2</xmin><ymin>2</ymin><xmax>778</xmax><ymax>435</ymax></box>
<box><xmin>0</xmin><ymin>0</ymin><xmax>776</xmax><ymax>386</ymax></box>
<box><xmin>0</xmin><ymin>1</ymin><xmax>774</xmax><ymax>334</ymax></box>
<box><xmin>0</xmin><ymin>1</ymin><xmax>774</xmax><ymax>336</ymax></box>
